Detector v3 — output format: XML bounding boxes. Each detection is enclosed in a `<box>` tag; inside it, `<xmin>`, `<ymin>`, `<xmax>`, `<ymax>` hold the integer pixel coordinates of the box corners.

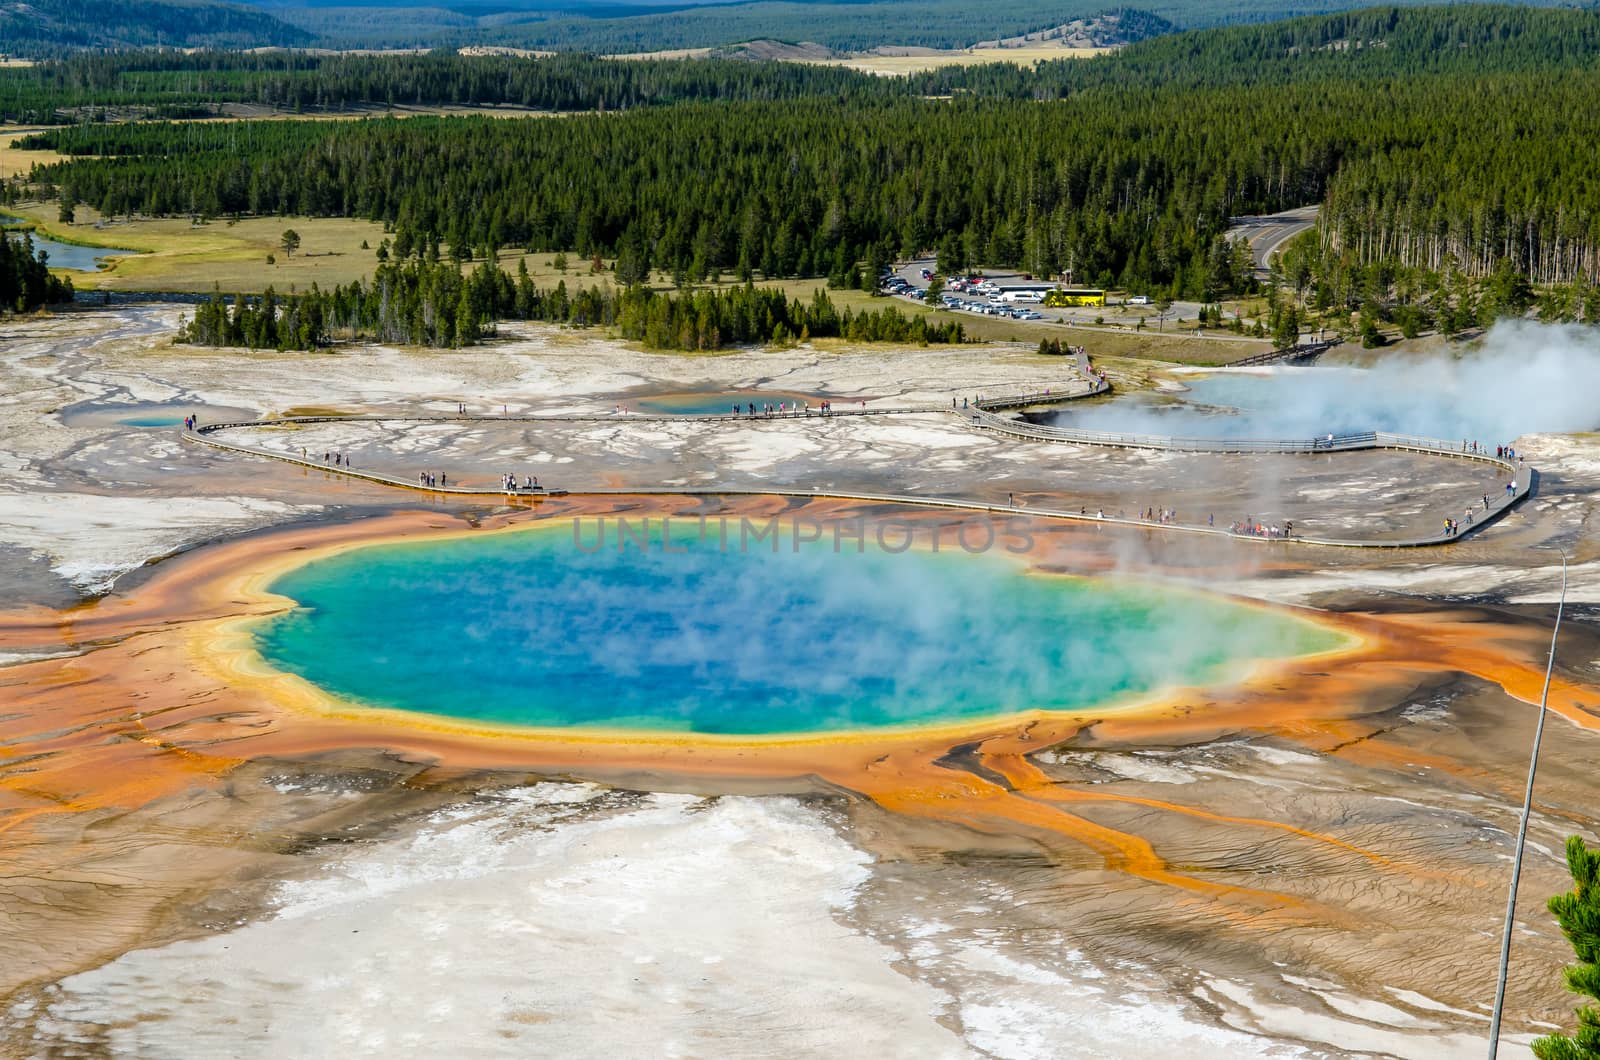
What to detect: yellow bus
<box><xmin>1043</xmin><ymin>288</ymin><xmax>1106</xmax><ymax>308</ymax></box>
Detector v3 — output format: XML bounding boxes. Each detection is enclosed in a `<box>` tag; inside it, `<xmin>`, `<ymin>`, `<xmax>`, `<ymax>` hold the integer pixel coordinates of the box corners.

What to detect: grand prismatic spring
<box><xmin>250</xmin><ymin>520</ymin><xmax>1346</xmax><ymax>735</ymax></box>
<box><xmin>3</xmin><ymin>307</ymin><xmax>1599</xmax><ymax>1058</ymax></box>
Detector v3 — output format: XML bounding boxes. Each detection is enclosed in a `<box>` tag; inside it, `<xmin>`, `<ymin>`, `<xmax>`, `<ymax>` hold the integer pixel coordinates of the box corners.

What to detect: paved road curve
<box><xmin>1225</xmin><ymin>205</ymin><xmax>1321</xmax><ymax>276</ymax></box>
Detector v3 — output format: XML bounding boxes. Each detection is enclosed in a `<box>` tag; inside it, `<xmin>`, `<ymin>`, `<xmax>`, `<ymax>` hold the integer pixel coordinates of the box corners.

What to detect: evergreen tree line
<box><xmin>178</xmin><ymin>258</ymin><xmax>962</xmax><ymax>351</ymax></box>
<box><xmin>22</xmin><ymin>59</ymin><xmax>1600</xmax><ymax>299</ymax></box>
<box><xmin>7</xmin><ymin>7</ymin><xmax>1600</xmax><ymax>123</ymax></box>
<box><xmin>600</xmin><ymin>281</ymin><xmax>966</xmax><ymax>350</ymax></box>
<box><xmin>282</xmin><ymin>0</ymin><xmax>1168</xmax><ymax>56</ymax></box>
<box><xmin>0</xmin><ymin>51</ymin><xmax>912</xmax><ymax>124</ymax></box>
<box><xmin>0</xmin><ymin>231</ymin><xmax>75</xmax><ymax>313</ymax></box>
<box><xmin>0</xmin><ymin>0</ymin><xmax>309</xmax><ymax>61</ymax></box>
<box><xmin>995</xmin><ymin>3</ymin><xmax>1600</xmax><ymax>95</ymax></box>
<box><xmin>0</xmin><ymin>92</ymin><xmax>1354</xmax><ymax>301</ymax></box>
<box><xmin>180</xmin><ymin>258</ymin><xmax>492</xmax><ymax>350</ymax></box>
<box><xmin>17</xmin><ymin>6</ymin><xmax>1600</xmax><ymax>298</ymax></box>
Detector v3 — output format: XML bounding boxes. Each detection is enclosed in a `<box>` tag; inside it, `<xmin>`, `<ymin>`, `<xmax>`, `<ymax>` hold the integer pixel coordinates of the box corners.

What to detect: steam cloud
<box><xmin>1049</xmin><ymin>320</ymin><xmax>1600</xmax><ymax>443</ymax></box>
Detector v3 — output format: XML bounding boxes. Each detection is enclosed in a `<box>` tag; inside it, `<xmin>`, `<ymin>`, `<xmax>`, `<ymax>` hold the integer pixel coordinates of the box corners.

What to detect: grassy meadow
<box><xmin>808</xmin><ymin>44</ymin><xmax>1110</xmax><ymax>76</ymax></box>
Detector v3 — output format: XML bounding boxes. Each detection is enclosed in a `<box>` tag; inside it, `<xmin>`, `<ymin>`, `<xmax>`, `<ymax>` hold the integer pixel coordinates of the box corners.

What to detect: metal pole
<box><xmin>1487</xmin><ymin>546</ymin><xmax>1568</xmax><ymax>1058</ymax></box>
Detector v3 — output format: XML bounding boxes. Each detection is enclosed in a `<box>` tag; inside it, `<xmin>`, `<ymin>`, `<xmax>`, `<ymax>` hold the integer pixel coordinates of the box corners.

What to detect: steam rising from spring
<box><xmin>1052</xmin><ymin>321</ymin><xmax>1600</xmax><ymax>442</ymax></box>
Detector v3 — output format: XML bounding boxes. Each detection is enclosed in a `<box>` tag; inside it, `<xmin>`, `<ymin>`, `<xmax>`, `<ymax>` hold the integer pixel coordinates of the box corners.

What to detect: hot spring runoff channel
<box><xmin>253</xmin><ymin>520</ymin><xmax>1344</xmax><ymax>735</ymax></box>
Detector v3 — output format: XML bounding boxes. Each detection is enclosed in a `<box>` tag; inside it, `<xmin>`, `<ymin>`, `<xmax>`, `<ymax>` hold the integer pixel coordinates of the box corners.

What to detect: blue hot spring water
<box><xmin>633</xmin><ymin>392</ymin><xmax>816</xmax><ymax>416</ymax></box>
<box><xmin>252</xmin><ymin>521</ymin><xmax>1343</xmax><ymax>735</ymax></box>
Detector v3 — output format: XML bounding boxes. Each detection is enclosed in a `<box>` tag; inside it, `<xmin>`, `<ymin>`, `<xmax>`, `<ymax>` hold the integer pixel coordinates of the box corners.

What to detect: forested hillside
<box><xmin>0</xmin><ymin>0</ymin><xmax>311</xmax><ymax>57</ymax></box>
<box><xmin>0</xmin><ymin>52</ymin><xmax>910</xmax><ymax>123</ymax></box>
<box><xmin>10</xmin><ymin>5</ymin><xmax>1600</xmax><ymax>330</ymax></box>
<box><xmin>6</xmin><ymin>5</ymin><xmax>1588</xmax><ymax>122</ymax></box>
<box><xmin>250</xmin><ymin>0</ymin><xmax>1577</xmax><ymax>53</ymax></box>
<box><xmin>1027</xmin><ymin>2</ymin><xmax>1600</xmax><ymax>87</ymax></box>
<box><xmin>270</xmin><ymin>0</ymin><xmax>1168</xmax><ymax>53</ymax></box>
<box><xmin>14</xmin><ymin>100</ymin><xmax>1284</xmax><ymax>297</ymax></box>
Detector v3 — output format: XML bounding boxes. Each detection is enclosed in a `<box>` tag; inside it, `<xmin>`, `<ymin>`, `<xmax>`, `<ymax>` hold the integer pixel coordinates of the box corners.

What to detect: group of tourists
<box><xmin>728</xmin><ymin>399</ymin><xmax>858</xmax><ymax>416</ymax></box>
<box><xmin>1229</xmin><ymin>518</ymin><xmax>1293</xmax><ymax>539</ymax></box>
<box><xmin>400</xmin><ymin>470</ymin><xmax>551</xmax><ymax>491</ymax></box>
<box><xmin>301</xmin><ymin>447</ymin><xmax>353</xmax><ymax>470</ymax></box>
<box><xmin>184</xmin><ymin>415</ymin><xmax>199</xmax><ymax>431</ymax></box>
<box><xmin>737</xmin><ymin>401</ymin><xmax>805</xmax><ymax>416</ymax></box>
<box><xmin>1463</xmin><ymin>440</ymin><xmax>1523</xmax><ymax>463</ymax></box>
<box><xmin>1446</xmin><ymin>480</ymin><xmax>1518</xmax><ymax>536</ymax></box>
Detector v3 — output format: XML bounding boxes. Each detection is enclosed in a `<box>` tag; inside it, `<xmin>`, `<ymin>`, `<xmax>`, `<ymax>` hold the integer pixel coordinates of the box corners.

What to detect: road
<box><xmin>1224</xmin><ymin>205</ymin><xmax>1320</xmax><ymax>276</ymax></box>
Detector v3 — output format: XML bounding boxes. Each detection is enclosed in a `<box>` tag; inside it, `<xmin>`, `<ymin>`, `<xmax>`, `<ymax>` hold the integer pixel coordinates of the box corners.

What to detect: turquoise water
<box><xmin>1</xmin><ymin>216</ymin><xmax>139</xmax><ymax>272</ymax></box>
<box><xmin>254</xmin><ymin>522</ymin><xmax>1341</xmax><ymax>735</ymax></box>
<box><xmin>634</xmin><ymin>391</ymin><xmax>816</xmax><ymax>415</ymax></box>
<box><xmin>58</xmin><ymin>401</ymin><xmax>206</xmax><ymax>429</ymax></box>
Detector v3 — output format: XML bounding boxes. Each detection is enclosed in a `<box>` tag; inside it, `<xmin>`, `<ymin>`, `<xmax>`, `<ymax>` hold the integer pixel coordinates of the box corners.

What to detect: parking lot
<box><xmin>884</xmin><ymin>258</ymin><xmax>1204</xmax><ymax>328</ymax></box>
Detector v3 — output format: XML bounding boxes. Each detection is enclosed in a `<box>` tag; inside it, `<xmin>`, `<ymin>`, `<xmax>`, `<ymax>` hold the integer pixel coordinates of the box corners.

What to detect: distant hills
<box><xmin>8</xmin><ymin>4</ymin><xmax>1600</xmax><ymax>119</ymax></box>
<box><xmin>0</xmin><ymin>0</ymin><xmax>1583</xmax><ymax>57</ymax></box>
<box><xmin>255</xmin><ymin>0</ymin><xmax>1178</xmax><ymax>54</ymax></box>
<box><xmin>0</xmin><ymin>0</ymin><xmax>312</xmax><ymax>56</ymax></box>
<box><xmin>222</xmin><ymin>0</ymin><xmax>1587</xmax><ymax>53</ymax></box>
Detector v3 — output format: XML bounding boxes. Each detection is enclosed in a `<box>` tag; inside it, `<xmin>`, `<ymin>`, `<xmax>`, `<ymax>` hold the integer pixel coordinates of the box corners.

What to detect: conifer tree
<box><xmin>1535</xmin><ymin>837</ymin><xmax>1600</xmax><ymax>1060</ymax></box>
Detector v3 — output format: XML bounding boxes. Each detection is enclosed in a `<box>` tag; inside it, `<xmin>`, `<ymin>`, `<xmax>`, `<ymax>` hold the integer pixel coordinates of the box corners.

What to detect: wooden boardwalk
<box><xmin>181</xmin><ymin>361</ymin><xmax>1531</xmax><ymax>550</ymax></box>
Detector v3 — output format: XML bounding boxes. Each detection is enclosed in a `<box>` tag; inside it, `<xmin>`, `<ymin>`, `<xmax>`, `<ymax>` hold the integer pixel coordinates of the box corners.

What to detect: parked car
<box><xmin>1127</xmin><ymin>294</ymin><xmax>1151</xmax><ymax>305</ymax></box>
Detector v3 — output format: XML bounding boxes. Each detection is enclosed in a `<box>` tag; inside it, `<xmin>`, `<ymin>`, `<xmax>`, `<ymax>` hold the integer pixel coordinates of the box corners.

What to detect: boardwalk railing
<box><xmin>972</xmin><ymin>377</ymin><xmax>1110</xmax><ymax>411</ymax></box>
<box><xmin>182</xmin><ymin>420</ymin><xmax>1532</xmax><ymax>551</ymax></box>
<box><xmin>182</xmin><ymin>349</ymin><xmax>1532</xmax><ymax>550</ymax></box>
<box><xmin>192</xmin><ymin>405</ymin><xmax>943</xmax><ymax>435</ymax></box>
<box><xmin>967</xmin><ymin>409</ymin><xmax>1520</xmax><ymax>469</ymax></box>
<box><xmin>1228</xmin><ymin>339</ymin><xmax>1342</xmax><ymax>369</ymax></box>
